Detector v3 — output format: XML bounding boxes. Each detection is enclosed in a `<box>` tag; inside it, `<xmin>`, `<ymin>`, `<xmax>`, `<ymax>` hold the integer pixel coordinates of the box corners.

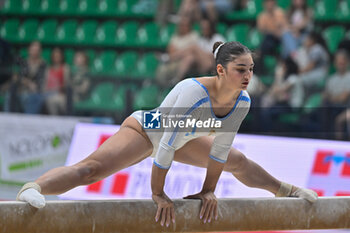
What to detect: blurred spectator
<box><xmin>286</xmin><ymin>0</ymin><xmax>313</xmax><ymax>46</ymax></box>
<box><xmin>281</xmin><ymin>32</ymin><xmax>329</xmax><ymax>108</ymax></box>
<box><xmin>257</xmin><ymin>0</ymin><xmax>298</xmax><ymax>74</ymax></box>
<box><xmin>335</xmin><ymin>109</ymin><xmax>350</xmax><ymax>140</ymax></box>
<box><xmin>322</xmin><ymin>50</ymin><xmax>350</xmax><ymax>137</ymax></box>
<box><xmin>4</xmin><ymin>41</ymin><xmax>47</xmax><ymax>114</ymax></box>
<box><xmin>179</xmin><ymin>0</ymin><xmax>235</xmax><ymax>22</ymax></box>
<box><xmin>260</xmin><ymin>57</ymin><xmax>299</xmax><ymax>132</ymax></box>
<box><xmin>156</xmin><ymin>0</ymin><xmax>178</xmax><ymax>26</ymax></box>
<box><xmin>44</xmin><ymin>47</ymin><xmax>69</xmax><ymax>115</ymax></box>
<box><xmin>156</xmin><ymin>16</ymin><xmax>199</xmax><ymax>87</ymax></box>
<box><xmin>70</xmin><ymin>51</ymin><xmax>90</xmax><ymax>104</ymax></box>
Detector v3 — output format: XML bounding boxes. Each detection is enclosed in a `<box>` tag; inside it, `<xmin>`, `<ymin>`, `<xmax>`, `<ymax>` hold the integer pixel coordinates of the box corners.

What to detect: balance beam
<box><xmin>0</xmin><ymin>197</ymin><xmax>349</xmax><ymax>233</ymax></box>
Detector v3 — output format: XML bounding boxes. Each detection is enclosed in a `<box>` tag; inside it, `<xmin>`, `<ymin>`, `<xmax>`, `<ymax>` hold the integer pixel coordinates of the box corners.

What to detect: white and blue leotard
<box><xmin>131</xmin><ymin>78</ymin><xmax>251</xmax><ymax>169</ymax></box>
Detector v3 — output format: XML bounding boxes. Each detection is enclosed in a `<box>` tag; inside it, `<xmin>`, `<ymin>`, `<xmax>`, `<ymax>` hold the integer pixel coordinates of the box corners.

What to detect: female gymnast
<box><xmin>17</xmin><ymin>41</ymin><xmax>318</xmax><ymax>227</ymax></box>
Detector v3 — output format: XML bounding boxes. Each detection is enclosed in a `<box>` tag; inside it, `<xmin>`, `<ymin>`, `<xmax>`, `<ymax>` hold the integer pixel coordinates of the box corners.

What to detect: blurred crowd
<box><xmin>1</xmin><ymin>41</ymin><xmax>90</xmax><ymax>115</ymax></box>
<box><xmin>0</xmin><ymin>0</ymin><xmax>349</xmax><ymax>140</ymax></box>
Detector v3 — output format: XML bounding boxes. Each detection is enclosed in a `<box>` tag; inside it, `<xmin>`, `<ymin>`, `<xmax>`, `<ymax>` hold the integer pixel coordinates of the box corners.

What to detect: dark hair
<box><xmin>212</xmin><ymin>41</ymin><xmax>251</xmax><ymax>72</ymax></box>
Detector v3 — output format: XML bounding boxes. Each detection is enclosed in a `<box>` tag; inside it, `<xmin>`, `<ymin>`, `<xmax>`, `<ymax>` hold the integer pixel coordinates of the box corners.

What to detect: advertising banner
<box><xmin>0</xmin><ymin>113</ymin><xmax>79</xmax><ymax>199</ymax></box>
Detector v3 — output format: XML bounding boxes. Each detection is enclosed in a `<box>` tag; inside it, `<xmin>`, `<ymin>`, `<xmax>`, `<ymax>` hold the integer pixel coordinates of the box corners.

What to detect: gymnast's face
<box><xmin>219</xmin><ymin>53</ymin><xmax>254</xmax><ymax>90</ymax></box>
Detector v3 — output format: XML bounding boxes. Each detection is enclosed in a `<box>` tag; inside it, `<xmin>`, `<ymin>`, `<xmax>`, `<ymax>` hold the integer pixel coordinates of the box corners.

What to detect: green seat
<box><xmin>0</xmin><ymin>19</ymin><xmax>20</xmax><ymax>42</ymax></box>
<box><xmin>117</xmin><ymin>0</ymin><xmax>137</xmax><ymax>16</ymax></box>
<box><xmin>314</xmin><ymin>0</ymin><xmax>336</xmax><ymax>21</ymax></box>
<box><xmin>85</xmin><ymin>49</ymin><xmax>96</xmax><ymax>65</ymax></box>
<box><xmin>37</xmin><ymin>19</ymin><xmax>58</xmax><ymax>43</ymax></box>
<box><xmin>76</xmin><ymin>20</ymin><xmax>98</xmax><ymax>45</ymax></box>
<box><xmin>264</xmin><ymin>55</ymin><xmax>277</xmax><ymax>75</ymax></box>
<box><xmin>109</xmin><ymin>85</ymin><xmax>128</xmax><ymax>111</ymax></box>
<box><xmin>92</xmin><ymin>51</ymin><xmax>117</xmax><ymax>75</ymax></box>
<box><xmin>137</xmin><ymin>22</ymin><xmax>160</xmax><ymax>47</ymax></box>
<box><xmin>78</xmin><ymin>0</ymin><xmax>98</xmax><ymax>15</ymax></box>
<box><xmin>279</xmin><ymin>93</ymin><xmax>322</xmax><ymax>124</ymax></box>
<box><xmin>56</xmin><ymin>20</ymin><xmax>78</xmax><ymax>44</ymax></box>
<box><xmin>22</xmin><ymin>0</ymin><xmax>42</xmax><ymax>14</ymax></box>
<box><xmin>0</xmin><ymin>93</ymin><xmax>5</xmax><ymax>108</ymax></box>
<box><xmin>97</xmin><ymin>0</ymin><xmax>118</xmax><ymax>16</ymax></box>
<box><xmin>277</xmin><ymin>0</ymin><xmax>291</xmax><ymax>9</ymax></box>
<box><xmin>20</xmin><ymin>47</ymin><xmax>28</xmax><ymax>58</ymax></box>
<box><xmin>133</xmin><ymin>85</ymin><xmax>160</xmax><ymax>110</ymax></box>
<box><xmin>135</xmin><ymin>52</ymin><xmax>159</xmax><ymax>78</ymax></box>
<box><xmin>216</xmin><ymin>23</ymin><xmax>227</xmax><ymax>37</ymax></box>
<box><xmin>95</xmin><ymin>21</ymin><xmax>118</xmax><ymax>46</ymax></box>
<box><xmin>115</xmin><ymin>51</ymin><xmax>138</xmax><ymax>77</ymax></box>
<box><xmin>247</xmin><ymin>28</ymin><xmax>262</xmax><ymax>50</ymax></box>
<box><xmin>337</xmin><ymin>0</ymin><xmax>350</xmax><ymax>22</ymax></box>
<box><xmin>74</xmin><ymin>82</ymin><xmax>115</xmax><ymax>111</ymax></box>
<box><xmin>323</xmin><ymin>25</ymin><xmax>346</xmax><ymax>54</ymax></box>
<box><xmin>116</xmin><ymin>21</ymin><xmax>139</xmax><ymax>47</ymax></box>
<box><xmin>42</xmin><ymin>48</ymin><xmax>52</xmax><ymax>63</ymax></box>
<box><xmin>226</xmin><ymin>23</ymin><xmax>250</xmax><ymax>44</ymax></box>
<box><xmin>40</xmin><ymin>0</ymin><xmax>60</xmax><ymax>15</ymax></box>
<box><xmin>225</xmin><ymin>0</ymin><xmax>260</xmax><ymax>20</ymax></box>
<box><xmin>18</xmin><ymin>19</ymin><xmax>39</xmax><ymax>42</ymax></box>
<box><xmin>1</xmin><ymin>0</ymin><xmax>22</xmax><ymax>14</ymax></box>
<box><xmin>159</xmin><ymin>23</ymin><xmax>176</xmax><ymax>47</ymax></box>
<box><xmin>59</xmin><ymin>0</ymin><xmax>80</xmax><ymax>15</ymax></box>
<box><xmin>64</xmin><ymin>49</ymin><xmax>75</xmax><ymax>65</ymax></box>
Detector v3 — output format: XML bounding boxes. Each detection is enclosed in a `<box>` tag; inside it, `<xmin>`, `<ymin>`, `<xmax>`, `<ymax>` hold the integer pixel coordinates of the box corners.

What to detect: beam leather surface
<box><xmin>0</xmin><ymin>197</ymin><xmax>349</xmax><ymax>233</ymax></box>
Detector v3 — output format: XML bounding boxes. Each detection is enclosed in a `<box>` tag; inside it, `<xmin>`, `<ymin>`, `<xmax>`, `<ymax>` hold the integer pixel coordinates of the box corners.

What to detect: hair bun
<box><xmin>212</xmin><ymin>41</ymin><xmax>224</xmax><ymax>54</ymax></box>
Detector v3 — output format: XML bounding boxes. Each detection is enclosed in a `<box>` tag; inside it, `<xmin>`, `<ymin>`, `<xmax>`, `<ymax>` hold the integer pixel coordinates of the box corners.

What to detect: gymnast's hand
<box><xmin>184</xmin><ymin>191</ymin><xmax>218</xmax><ymax>223</ymax></box>
<box><xmin>16</xmin><ymin>182</ymin><xmax>46</xmax><ymax>208</ymax></box>
<box><xmin>152</xmin><ymin>192</ymin><xmax>175</xmax><ymax>227</ymax></box>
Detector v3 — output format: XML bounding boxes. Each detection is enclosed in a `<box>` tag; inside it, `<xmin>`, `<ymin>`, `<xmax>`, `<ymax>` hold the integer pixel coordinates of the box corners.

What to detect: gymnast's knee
<box><xmin>74</xmin><ymin>160</ymin><xmax>103</xmax><ymax>185</ymax></box>
<box><xmin>225</xmin><ymin>150</ymin><xmax>248</xmax><ymax>173</ymax></box>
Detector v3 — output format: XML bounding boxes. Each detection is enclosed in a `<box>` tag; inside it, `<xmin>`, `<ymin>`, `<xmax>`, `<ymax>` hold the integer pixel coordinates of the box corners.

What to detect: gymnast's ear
<box><xmin>216</xmin><ymin>64</ymin><xmax>225</xmax><ymax>77</ymax></box>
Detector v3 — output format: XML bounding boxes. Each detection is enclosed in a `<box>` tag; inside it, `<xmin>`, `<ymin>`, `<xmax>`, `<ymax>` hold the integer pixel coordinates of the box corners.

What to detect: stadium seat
<box><xmin>59</xmin><ymin>0</ymin><xmax>80</xmax><ymax>15</ymax></box>
<box><xmin>78</xmin><ymin>0</ymin><xmax>98</xmax><ymax>16</ymax></box>
<box><xmin>226</xmin><ymin>24</ymin><xmax>250</xmax><ymax>44</ymax></box>
<box><xmin>133</xmin><ymin>84</ymin><xmax>160</xmax><ymax>110</ymax></box>
<box><xmin>0</xmin><ymin>19</ymin><xmax>20</xmax><ymax>42</ymax></box>
<box><xmin>216</xmin><ymin>23</ymin><xmax>227</xmax><ymax>37</ymax></box>
<box><xmin>37</xmin><ymin>19</ymin><xmax>58</xmax><ymax>43</ymax></box>
<box><xmin>74</xmin><ymin>82</ymin><xmax>115</xmax><ymax>111</ymax></box>
<box><xmin>95</xmin><ymin>21</ymin><xmax>118</xmax><ymax>46</ymax></box>
<box><xmin>64</xmin><ymin>49</ymin><xmax>75</xmax><ymax>65</ymax></box>
<box><xmin>277</xmin><ymin>0</ymin><xmax>291</xmax><ymax>9</ymax></box>
<box><xmin>85</xmin><ymin>49</ymin><xmax>96</xmax><ymax>65</ymax></box>
<box><xmin>134</xmin><ymin>52</ymin><xmax>159</xmax><ymax>78</ymax></box>
<box><xmin>42</xmin><ymin>48</ymin><xmax>52</xmax><ymax>64</ymax></box>
<box><xmin>92</xmin><ymin>51</ymin><xmax>117</xmax><ymax>75</ymax></box>
<box><xmin>22</xmin><ymin>0</ymin><xmax>42</xmax><ymax>14</ymax></box>
<box><xmin>225</xmin><ymin>0</ymin><xmax>261</xmax><ymax>21</ymax></box>
<box><xmin>323</xmin><ymin>25</ymin><xmax>346</xmax><ymax>54</ymax></box>
<box><xmin>264</xmin><ymin>55</ymin><xmax>277</xmax><ymax>75</ymax></box>
<box><xmin>56</xmin><ymin>20</ymin><xmax>78</xmax><ymax>44</ymax></box>
<box><xmin>115</xmin><ymin>51</ymin><xmax>138</xmax><ymax>77</ymax></box>
<box><xmin>76</xmin><ymin>20</ymin><xmax>98</xmax><ymax>45</ymax></box>
<box><xmin>40</xmin><ymin>0</ymin><xmax>61</xmax><ymax>15</ymax></box>
<box><xmin>117</xmin><ymin>0</ymin><xmax>137</xmax><ymax>16</ymax></box>
<box><xmin>337</xmin><ymin>0</ymin><xmax>350</xmax><ymax>21</ymax></box>
<box><xmin>1</xmin><ymin>0</ymin><xmax>22</xmax><ymax>14</ymax></box>
<box><xmin>159</xmin><ymin>23</ymin><xmax>176</xmax><ymax>47</ymax></box>
<box><xmin>137</xmin><ymin>22</ymin><xmax>160</xmax><ymax>47</ymax></box>
<box><xmin>20</xmin><ymin>47</ymin><xmax>28</xmax><ymax>58</ymax></box>
<box><xmin>97</xmin><ymin>0</ymin><xmax>118</xmax><ymax>16</ymax></box>
<box><xmin>109</xmin><ymin>85</ymin><xmax>128</xmax><ymax>111</ymax></box>
<box><xmin>116</xmin><ymin>21</ymin><xmax>139</xmax><ymax>47</ymax></box>
<box><xmin>18</xmin><ymin>19</ymin><xmax>39</xmax><ymax>42</ymax></box>
<box><xmin>314</xmin><ymin>0</ymin><xmax>336</xmax><ymax>21</ymax></box>
<box><xmin>247</xmin><ymin>28</ymin><xmax>262</xmax><ymax>50</ymax></box>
